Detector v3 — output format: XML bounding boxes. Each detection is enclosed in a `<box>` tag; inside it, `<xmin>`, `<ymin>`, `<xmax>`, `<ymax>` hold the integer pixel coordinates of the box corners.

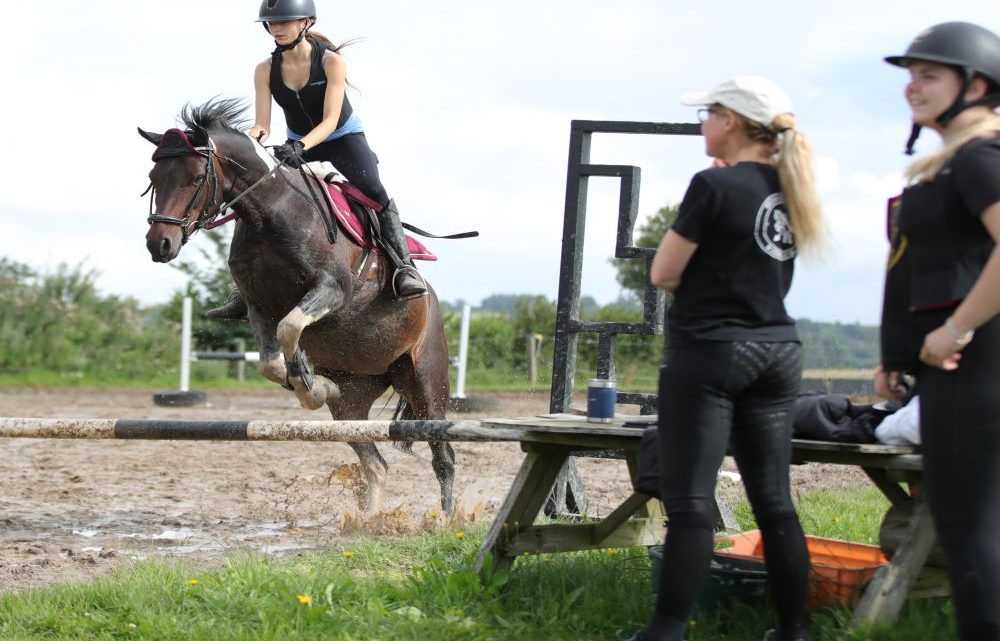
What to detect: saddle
<box><xmin>303</xmin><ymin>162</ymin><xmax>436</xmax><ymax>261</ymax></box>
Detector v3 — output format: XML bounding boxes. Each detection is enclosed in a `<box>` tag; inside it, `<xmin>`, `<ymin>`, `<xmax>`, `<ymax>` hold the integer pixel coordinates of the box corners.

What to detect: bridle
<box><xmin>142</xmin><ymin>129</ymin><xmax>226</xmax><ymax>246</ymax></box>
<box><xmin>143</xmin><ymin>128</ymin><xmax>299</xmax><ymax>245</ymax></box>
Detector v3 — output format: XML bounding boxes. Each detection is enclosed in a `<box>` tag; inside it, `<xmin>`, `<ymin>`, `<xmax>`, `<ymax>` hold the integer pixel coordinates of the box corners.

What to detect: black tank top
<box><xmin>269</xmin><ymin>40</ymin><xmax>353</xmax><ymax>137</ymax></box>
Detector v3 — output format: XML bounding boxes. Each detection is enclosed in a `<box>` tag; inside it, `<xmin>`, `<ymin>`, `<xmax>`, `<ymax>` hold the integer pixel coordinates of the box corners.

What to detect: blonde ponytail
<box><xmin>771</xmin><ymin>113</ymin><xmax>824</xmax><ymax>258</ymax></box>
<box><xmin>905</xmin><ymin>112</ymin><xmax>1000</xmax><ymax>184</ymax></box>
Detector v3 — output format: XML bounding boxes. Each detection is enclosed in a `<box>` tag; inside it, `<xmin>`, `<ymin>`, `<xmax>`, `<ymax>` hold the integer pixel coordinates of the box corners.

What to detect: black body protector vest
<box><xmin>880</xmin><ymin>136</ymin><xmax>999</xmax><ymax>371</ymax></box>
<box><xmin>270</xmin><ymin>41</ymin><xmax>353</xmax><ymax>137</ymax></box>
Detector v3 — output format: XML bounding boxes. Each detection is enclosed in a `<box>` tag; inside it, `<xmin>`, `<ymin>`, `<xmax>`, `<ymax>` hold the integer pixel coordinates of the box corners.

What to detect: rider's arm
<box><xmin>249</xmin><ymin>60</ymin><xmax>272</xmax><ymax>142</ymax></box>
<box><xmin>298</xmin><ymin>51</ymin><xmax>347</xmax><ymax>150</ymax></box>
<box><xmin>650</xmin><ymin>230</ymin><xmax>697</xmax><ymax>293</ymax></box>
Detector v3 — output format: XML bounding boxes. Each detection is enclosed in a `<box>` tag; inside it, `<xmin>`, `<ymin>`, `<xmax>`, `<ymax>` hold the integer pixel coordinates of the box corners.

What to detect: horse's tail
<box><xmin>391</xmin><ymin>397</ymin><xmax>416</xmax><ymax>455</ymax></box>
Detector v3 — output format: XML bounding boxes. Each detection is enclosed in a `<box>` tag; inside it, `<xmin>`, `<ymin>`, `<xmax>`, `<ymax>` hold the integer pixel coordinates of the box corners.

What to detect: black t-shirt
<box><xmin>894</xmin><ymin>135</ymin><xmax>1000</xmax><ymax>312</ymax></box>
<box><xmin>666</xmin><ymin>162</ymin><xmax>798</xmax><ymax>345</ymax></box>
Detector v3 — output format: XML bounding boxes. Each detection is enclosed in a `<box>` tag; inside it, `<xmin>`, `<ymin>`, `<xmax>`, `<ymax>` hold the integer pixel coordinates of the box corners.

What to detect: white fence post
<box><xmin>180</xmin><ymin>297</ymin><xmax>192</xmax><ymax>392</ymax></box>
<box><xmin>455</xmin><ymin>304</ymin><xmax>471</xmax><ymax>399</ymax></box>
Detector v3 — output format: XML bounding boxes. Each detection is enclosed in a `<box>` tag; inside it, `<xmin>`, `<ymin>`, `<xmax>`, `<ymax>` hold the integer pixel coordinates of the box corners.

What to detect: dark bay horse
<box><xmin>139</xmin><ymin>99</ymin><xmax>453</xmax><ymax>516</ymax></box>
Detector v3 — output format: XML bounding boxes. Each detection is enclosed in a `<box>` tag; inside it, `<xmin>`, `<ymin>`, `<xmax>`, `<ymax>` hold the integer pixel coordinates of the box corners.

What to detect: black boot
<box><xmin>205</xmin><ymin>288</ymin><xmax>249</xmax><ymax>322</ymax></box>
<box><xmin>376</xmin><ymin>199</ymin><xmax>427</xmax><ymax>300</ymax></box>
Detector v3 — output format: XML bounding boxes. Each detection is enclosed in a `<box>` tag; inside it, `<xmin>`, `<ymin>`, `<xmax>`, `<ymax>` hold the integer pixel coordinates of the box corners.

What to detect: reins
<box><xmin>144</xmin><ymin>135</ymin><xmax>478</xmax><ymax>246</ymax></box>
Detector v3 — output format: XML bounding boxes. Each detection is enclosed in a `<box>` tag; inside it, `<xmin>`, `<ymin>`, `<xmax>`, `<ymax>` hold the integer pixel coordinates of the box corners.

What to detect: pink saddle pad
<box><xmin>313</xmin><ymin>177</ymin><xmax>436</xmax><ymax>261</ymax></box>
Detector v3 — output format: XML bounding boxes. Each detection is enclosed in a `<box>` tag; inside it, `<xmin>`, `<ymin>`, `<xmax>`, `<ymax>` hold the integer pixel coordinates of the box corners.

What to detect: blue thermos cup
<box><xmin>587</xmin><ymin>379</ymin><xmax>617</xmax><ymax>423</ymax></box>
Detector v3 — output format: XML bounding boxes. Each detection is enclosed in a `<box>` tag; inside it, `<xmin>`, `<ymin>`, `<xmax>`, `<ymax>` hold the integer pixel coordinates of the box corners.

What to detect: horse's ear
<box><xmin>137</xmin><ymin>127</ymin><xmax>163</xmax><ymax>146</ymax></box>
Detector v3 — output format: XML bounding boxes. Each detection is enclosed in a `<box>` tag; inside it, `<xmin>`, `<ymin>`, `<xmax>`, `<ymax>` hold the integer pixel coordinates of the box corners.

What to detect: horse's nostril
<box><xmin>159</xmin><ymin>238</ymin><xmax>171</xmax><ymax>257</ymax></box>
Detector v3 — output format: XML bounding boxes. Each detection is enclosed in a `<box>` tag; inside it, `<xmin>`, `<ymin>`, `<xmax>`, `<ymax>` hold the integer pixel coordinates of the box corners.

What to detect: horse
<box><xmin>139</xmin><ymin>98</ymin><xmax>454</xmax><ymax>517</ymax></box>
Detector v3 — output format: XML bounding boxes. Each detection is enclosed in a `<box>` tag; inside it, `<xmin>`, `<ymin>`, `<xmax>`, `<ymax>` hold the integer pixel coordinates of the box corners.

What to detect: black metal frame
<box><xmin>550</xmin><ymin>120</ymin><xmax>700</xmax><ymax>415</ymax></box>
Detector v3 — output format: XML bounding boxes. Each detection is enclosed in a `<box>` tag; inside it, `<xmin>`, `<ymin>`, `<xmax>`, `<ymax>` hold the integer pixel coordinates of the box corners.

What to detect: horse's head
<box><xmin>139</xmin><ymin>125</ymin><xmax>224</xmax><ymax>262</ymax></box>
<box><xmin>139</xmin><ymin>99</ymin><xmax>262</xmax><ymax>262</ymax></box>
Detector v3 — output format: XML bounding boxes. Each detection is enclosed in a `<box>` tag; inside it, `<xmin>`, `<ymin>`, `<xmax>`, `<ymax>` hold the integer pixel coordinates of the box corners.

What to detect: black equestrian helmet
<box><xmin>256</xmin><ymin>0</ymin><xmax>317</xmax><ymax>23</ymax></box>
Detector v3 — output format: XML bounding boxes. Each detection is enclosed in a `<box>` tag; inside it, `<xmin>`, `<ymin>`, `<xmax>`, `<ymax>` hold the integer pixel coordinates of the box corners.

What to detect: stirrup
<box><xmin>391</xmin><ymin>265</ymin><xmax>427</xmax><ymax>301</ymax></box>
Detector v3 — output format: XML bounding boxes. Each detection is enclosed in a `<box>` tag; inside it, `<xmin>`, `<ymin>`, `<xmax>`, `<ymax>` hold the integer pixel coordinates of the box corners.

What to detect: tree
<box><xmin>610</xmin><ymin>204</ymin><xmax>679</xmax><ymax>299</ymax></box>
<box><xmin>165</xmin><ymin>228</ymin><xmax>255</xmax><ymax>351</ymax></box>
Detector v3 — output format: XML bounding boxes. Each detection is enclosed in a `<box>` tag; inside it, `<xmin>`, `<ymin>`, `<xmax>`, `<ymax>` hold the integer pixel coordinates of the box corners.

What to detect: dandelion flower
<box><xmin>342</xmin><ymin>550</ymin><xmax>354</xmax><ymax>558</ymax></box>
<box><xmin>607</xmin><ymin>548</ymin><xmax>620</xmax><ymax>556</ymax></box>
<box><xmin>297</xmin><ymin>595</ymin><xmax>313</xmax><ymax>606</ymax></box>
<box><xmin>455</xmin><ymin>531</ymin><xmax>466</xmax><ymax>540</ymax></box>
<box><xmin>187</xmin><ymin>579</ymin><xmax>199</xmax><ymax>587</ymax></box>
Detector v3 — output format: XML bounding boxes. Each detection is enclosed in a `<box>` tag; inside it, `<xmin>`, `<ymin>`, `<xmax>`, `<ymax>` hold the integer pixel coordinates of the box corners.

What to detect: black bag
<box><xmin>791</xmin><ymin>393</ymin><xmax>898</xmax><ymax>444</ymax></box>
<box><xmin>634</xmin><ymin>426</ymin><xmax>662</xmax><ymax>499</ymax></box>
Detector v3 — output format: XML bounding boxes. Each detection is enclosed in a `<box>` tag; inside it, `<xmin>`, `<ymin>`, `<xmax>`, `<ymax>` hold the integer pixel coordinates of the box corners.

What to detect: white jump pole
<box><xmin>455</xmin><ymin>304</ymin><xmax>471</xmax><ymax>399</ymax></box>
<box><xmin>180</xmin><ymin>296</ymin><xmax>192</xmax><ymax>392</ymax></box>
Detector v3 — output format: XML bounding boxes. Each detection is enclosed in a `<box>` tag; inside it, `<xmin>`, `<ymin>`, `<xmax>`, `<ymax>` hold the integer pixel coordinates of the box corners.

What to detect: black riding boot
<box><xmin>376</xmin><ymin>199</ymin><xmax>427</xmax><ymax>300</ymax></box>
<box><xmin>205</xmin><ymin>288</ymin><xmax>249</xmax><ymax>322</ymax></box>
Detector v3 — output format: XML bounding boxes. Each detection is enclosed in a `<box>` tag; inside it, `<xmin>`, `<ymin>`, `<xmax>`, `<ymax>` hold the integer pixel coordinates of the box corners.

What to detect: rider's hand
<box><xmin>874</xmin><ymin>365</ymin><xmax>909</xmax><ymax>402</ymax></box>
<box><xmin>249</xmin><ymin>125</ymin><xmax>269</xmax><ymax>143</ymax></box>
<box><xmin>274</xmin><ymin>140</ymin><xmax>306</xmax><ymax>168</ymax></box>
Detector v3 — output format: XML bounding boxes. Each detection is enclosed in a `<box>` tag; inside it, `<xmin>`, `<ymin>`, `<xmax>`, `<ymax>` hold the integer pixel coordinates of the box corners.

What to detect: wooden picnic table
<box><xmin>473</xmin><ymin>414</ymin><xmax>941</xmax><ymax>627</ymax></box>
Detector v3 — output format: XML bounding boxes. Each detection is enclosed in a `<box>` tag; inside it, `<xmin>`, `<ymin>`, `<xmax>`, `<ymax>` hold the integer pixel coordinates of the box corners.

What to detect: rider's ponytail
<box><xmin>306</xmin><ymin>31</ymin><xmax>361</xmax><ymax>54</ymax></box>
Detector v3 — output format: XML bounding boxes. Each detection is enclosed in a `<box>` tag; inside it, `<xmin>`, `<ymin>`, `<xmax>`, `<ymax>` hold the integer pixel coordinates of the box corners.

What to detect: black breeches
<box><xmin>918</xmin><ymin>312</ymin><xmax>1000</xmax><ymax>641</ymax></box>
<box><xmin>645</xmin><ymin>340</ymin><xmax>810</xmax><ymax>641</ymax></box>
<box><xmin>303</xmin><ymin>132</ymin><xmax>390</xmax><ymax>209</ymax></box>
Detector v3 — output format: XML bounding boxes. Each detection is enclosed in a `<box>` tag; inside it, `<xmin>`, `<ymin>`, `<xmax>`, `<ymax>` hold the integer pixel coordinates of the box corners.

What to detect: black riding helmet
<box><xmin>885</xmin><ymin>22</ymin><xmax>1000</xmax><ymax>154</ymax></box>
<box><xmin>256</xmin><ymin>0</ymin><xmax>316</xmax><ymax>51</ymax></box>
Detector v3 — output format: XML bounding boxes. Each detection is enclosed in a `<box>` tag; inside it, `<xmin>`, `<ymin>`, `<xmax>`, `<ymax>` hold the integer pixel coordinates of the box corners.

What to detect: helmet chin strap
<box><xmin>905</xmin><ymin>68</ymin><xmax>999</xmax><ymax>155</ymax></box>
<box><xmin>275</xmin><ymin>28</ymin><xmax>307</xmax><ymax>52</ymax></box>
<box><xmin>273</xmin><ymin>19</ymin><xmax>315</xmax><ymax>53</ymax></box>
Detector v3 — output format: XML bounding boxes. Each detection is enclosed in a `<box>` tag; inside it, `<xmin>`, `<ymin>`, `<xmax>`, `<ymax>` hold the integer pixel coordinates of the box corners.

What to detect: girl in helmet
<box><xmin>209</xmin><ymin>0</ymin><xmax>425</xmax><ymax>320</ymax></box>
<box><xmin>627</xmin><ymin>76</ymin><xmax>824</xmax><ymax>641</ymax></box>
<box><xmin>877</xmin><ymin>21</ymin><xmax>1000</xmax><ymax>641</ymax></box>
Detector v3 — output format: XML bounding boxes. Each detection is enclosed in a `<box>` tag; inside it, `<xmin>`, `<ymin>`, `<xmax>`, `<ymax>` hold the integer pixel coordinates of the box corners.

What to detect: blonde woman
<box><xmin>629</xmin><ymin>76</ymin><xmax>823</xmax><ymax>641</ymax></box>
<box><xmin>877</xmin><ymin>22</ymin><xmax>1000</xmax><ymax>641</ymax></box>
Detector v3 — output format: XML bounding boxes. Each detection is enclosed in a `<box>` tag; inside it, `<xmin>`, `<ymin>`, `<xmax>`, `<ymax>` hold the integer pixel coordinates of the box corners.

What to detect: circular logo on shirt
<box><xmin>754</xmin><ymin>193</ymin><xmax>796</xmax><ymax>261</ymax></box>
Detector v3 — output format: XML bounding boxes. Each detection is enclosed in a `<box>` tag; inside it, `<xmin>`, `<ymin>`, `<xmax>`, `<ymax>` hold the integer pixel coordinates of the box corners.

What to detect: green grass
<box><xmin>0</xmin><ymin>488</ymin><xmax>954</xmax><ymax>640</ymax></box>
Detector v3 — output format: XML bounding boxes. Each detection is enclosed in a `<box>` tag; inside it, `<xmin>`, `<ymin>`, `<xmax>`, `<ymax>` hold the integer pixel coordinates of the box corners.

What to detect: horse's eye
<box><xmin>191</xmin><ymin>175</ymin><xmax>206</xmax><ymax>187</ymax></box>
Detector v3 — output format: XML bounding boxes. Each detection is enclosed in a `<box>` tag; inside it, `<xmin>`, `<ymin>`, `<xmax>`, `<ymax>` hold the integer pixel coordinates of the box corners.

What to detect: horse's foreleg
<box><xmin>247</xmin><ymin>316</ymin><xmax>289</xmax><ymax>388</ymax></box>
<box><xmin>277</xmin><ymin>304</ymin><xmax>341</xmax><ymax>410</ymax></box>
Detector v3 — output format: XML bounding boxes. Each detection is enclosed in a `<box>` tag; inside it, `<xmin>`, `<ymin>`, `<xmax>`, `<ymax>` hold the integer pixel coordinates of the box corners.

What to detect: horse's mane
<box><xmin>180</xmin><ymin>98</ymin><xmax>250</xmax><ymax>134</ymax></box>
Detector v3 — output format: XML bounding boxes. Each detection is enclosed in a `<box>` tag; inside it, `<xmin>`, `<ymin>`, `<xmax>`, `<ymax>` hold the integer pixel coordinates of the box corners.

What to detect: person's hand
<box><xmin>874</xmin><ymin>365</ymin><xmax>909</xmax><ymax>401</ymax></box>
<box><xmin>273</xmin><ymin>140</ymin><xmax>306</xmax><ymax>168</ymax></box>
<box><xmin>920</xmin><ymin>324</ymin><xmax>969</xmax><ymax>370</ymax></box>
<box><xmin>249</xmin><ymin>125</ymin><xmax>269</xmax><ymax>143</ymax></box>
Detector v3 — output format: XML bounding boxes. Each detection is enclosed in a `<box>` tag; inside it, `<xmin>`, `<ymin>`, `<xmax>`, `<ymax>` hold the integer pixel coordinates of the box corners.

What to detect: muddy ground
<box><xmin>0</xmin><ymin>387</ymin><xmax>866</xmax><ymax>593</ymax></box>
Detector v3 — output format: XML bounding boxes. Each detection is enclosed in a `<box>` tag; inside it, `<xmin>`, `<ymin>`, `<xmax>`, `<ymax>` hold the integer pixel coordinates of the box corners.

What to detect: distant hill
<box><xmin>796</xmin><ymin>318</ymin><xmax>879</xmax><ymax>370</ymax></box>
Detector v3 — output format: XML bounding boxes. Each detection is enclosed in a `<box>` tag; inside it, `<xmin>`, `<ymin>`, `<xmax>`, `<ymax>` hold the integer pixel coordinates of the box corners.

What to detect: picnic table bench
<box><xmin>473</xmin><ymin>414</ymin><xmax>941</xmax><ymax>628</ymax></box>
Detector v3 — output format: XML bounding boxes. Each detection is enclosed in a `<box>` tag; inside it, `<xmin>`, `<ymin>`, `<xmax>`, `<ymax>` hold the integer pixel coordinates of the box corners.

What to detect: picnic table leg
<box><xmin>862</xmin><ymin>467</ymin><xmax>911</xmax><ymax>505</ymax></box>
<box><xmin>851</xmin><ymin>497</ymin><xmax>937</xmax><ymax>627</ymax></box>
<box><xmin>549</xmin><ymin>457</ymin><xmax>589</xmax><ymax>516</ymax></box>
<box><xmin>474</xmin><ymin>444</ymin><xmax>569</xmax><ymax>575</ymax></box>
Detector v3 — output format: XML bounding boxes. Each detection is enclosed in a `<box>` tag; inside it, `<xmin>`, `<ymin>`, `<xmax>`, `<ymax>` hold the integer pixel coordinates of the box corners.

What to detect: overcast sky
<box><xmin>0</xmin><ymin>2</ymin><xmax>994</xmax><ymax>324</ymax></box>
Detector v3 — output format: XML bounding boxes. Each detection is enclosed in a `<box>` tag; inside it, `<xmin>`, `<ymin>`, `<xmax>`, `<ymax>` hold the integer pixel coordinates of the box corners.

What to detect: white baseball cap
<box><xmin>680</xmin><ymin>75</ymin><xmax>794</xmax><ymax>127</ymax></box>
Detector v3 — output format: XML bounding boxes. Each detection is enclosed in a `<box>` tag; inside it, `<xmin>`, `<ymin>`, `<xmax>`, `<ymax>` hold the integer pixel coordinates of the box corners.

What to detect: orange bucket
<box><xmin>715</xmin><ymin>530</ymin><xmax>888</xmax><ymax>608</ymax></box>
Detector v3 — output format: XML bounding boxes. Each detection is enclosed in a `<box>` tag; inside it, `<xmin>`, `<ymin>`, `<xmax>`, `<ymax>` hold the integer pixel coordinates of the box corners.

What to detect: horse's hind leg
<box><xmin>400</xmin><ymin>400</ymin><xmax>455</xmax><ymax>516</ymax></box>
<box><xmin>277</xmin><ymin>290</ymin><xmax>343</xmax><ymax>410</ymax></box>
<box><xmin>326</xmin><ymin>371</ymin><xmax>392</xmax><ymax>517</ymax></box>
<box><xmin>389</xmin><ymin>300</ymin><xmax>454</xmax><ymax>514</ymax></box>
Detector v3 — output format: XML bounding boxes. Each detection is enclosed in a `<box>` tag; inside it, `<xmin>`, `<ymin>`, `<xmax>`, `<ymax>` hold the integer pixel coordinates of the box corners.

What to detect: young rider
<box><xmin>877</xmin><ymin>21</ymin><xmax>1000</xmax><ymax>641</ymax></box>
<box><xmin>209</xmin><ymin>0</ymin><xmax>425</xmax><ymax>321</ymax></box>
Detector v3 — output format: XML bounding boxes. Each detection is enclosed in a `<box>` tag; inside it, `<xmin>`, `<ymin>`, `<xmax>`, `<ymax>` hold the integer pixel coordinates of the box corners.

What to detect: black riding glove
<box><xmin>274</xmin><ymin>140</ymin><xmax>306</xmax><ymax>168</ymax></box>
